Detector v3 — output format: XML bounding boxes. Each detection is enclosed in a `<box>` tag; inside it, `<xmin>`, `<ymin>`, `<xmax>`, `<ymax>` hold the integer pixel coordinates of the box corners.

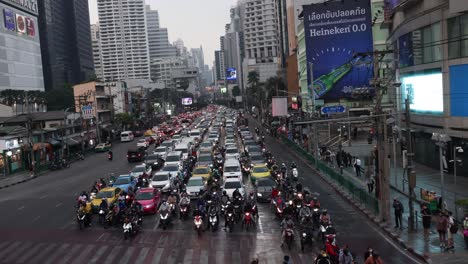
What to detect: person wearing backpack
<box><xmin>446</xmin><ymin>211</ymin><xmax>457</xmax><ymax>250</ymax></box>
<box><xmin>437</xmin><ymin>212</ymin><xmax>449</xmax><ymax>248</ymax></box>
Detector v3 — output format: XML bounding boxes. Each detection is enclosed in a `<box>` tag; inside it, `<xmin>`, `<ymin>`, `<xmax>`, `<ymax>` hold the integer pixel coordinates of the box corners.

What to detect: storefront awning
<box><xmin>33</xmin><ymin>143</ymin><xmax>52</xmax><ymax>151</ymax></box>
<box><xmin>47</xmin><ymin>139</ymin><xmax>61</xmax><ymax>147</ymax></box>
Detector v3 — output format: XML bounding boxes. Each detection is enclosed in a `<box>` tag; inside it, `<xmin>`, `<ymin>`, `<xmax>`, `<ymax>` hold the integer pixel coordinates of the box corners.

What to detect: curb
<box><xmin>278</xmin><ymin>138</ymin><xmax>431</xmax><ymax>263</ymax></box>
<box><xmin>0</xmin><ymin>173</ymin><xmax>41</xmax><ymax>190</ymax></box>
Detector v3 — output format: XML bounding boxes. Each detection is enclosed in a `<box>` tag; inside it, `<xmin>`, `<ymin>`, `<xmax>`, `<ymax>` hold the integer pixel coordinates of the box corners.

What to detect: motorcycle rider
<box><xmin>290</xmin><ymin>162</ymin><xmax>297</xmax><ymax>169</ymax></box>
<box><xmin>280</xmin><ymin>215</ymin><xmax>295</xmax><ymax>247</ymax></box>
<box><xmin>325</xmin><ymin>236</ymin><xmax>339</xmax><ymax>262</ymax></box>
<box><xmin>233</xmin><ymin>188</ymin><xmax>242</xmax><ymax>200</ymax></box>
<box><xmin>243</xmin><ymin>200</ymin><xmax>255</xmax><ymax>225</ymax></box>
<box><xmin>224</xmin><ymin>201</ymin><xmax>235</xmax><ymax>227</ymax></box>
<box><xmin>123</xmin><ymin>217</ymin><xmax>132</xmax><ymax>238</ymax></box>
<box><xmin>283</xmin><ymin>200</ymin><xmax>295</xmax><ymax>218</ymax></box>
<box><xmin>221</xmin><ymin>190</ymin><xmax>230</xmax><ymax>204</ymax></box>
<box><xmin>158</xmin><ymin>199</ymin><xmax>170</xmax><ymax>214</ymax></box>
<box><xmin>280</xmin><ymin>163</ymin><xmax>287</xmax><ymax>178</ymax></box>
<box><xmin>108</xmin><ymin>150</ymin><xmax>113</xmax><ymax>161</ymax></box>
<box><xmin>299</xmin><ymin>204</ymin><xmax>312</xmax><ymax>225</ymax></box>
<box><xmin>196</xmin><ymin>197</ymin><xmax>206</xmax><ymax>218</ymax></box>
<box><xmin>167</xmin><ymin>192</ymin><xmax>178</xmax><ymax>212</ymax></box>
<box><xmin>99</xmin><ymin>198</ymin><xmax>109</xmax><ymax>212</ymax></box>
<box><xmin>310</xmin><ymin>197</ymin><xmax>321</xmax><ymax>208</ymax></box>
<box><xmin>99</xmin><ymin>178</ymin><xmax>107</xmax><ymax>188</ymax></box>
<box><xmin>320</xmin><ymin>209</ymin><xmax>331</xmax><ymax>225</ymax></box>
<box><xmin>295</xmin><ymin>182</ymin><xmax>303</xmax><ymax>193</ymax></box>
<box><xmin>77</xmin><ymin>191</ymin><xmax>88</xmax><ymax>207</ymax></box>
<box><xmin>179</xmin><ymin>192</ymin><xmax>190</xmax><ymax>207</ymax></box>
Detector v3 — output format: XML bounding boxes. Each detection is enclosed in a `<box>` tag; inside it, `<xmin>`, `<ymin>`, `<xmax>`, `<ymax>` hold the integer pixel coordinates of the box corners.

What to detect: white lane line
<box><xmin>134</xmin><ymin>247</ymin><xmax>149</xmax><ymax>264</ymax></box>
<box><xmin>183</xmin><ymin>249</ymin><xmax>193</xmax><ymax>264</ymax></box>
<box><xmin>61</xmin><ymin>244</ymin><xmax>83</xmax><ymax>263</ymax></box>
<box><xmin>151</xmin><ymin>248</ymin><xmax>164</xmax><ymax>263</ymax></box>
<box><xmin>200</xmin><ymin>250</ymin><xmax>208</xmax><ymax>264</ymax></box>
<box><xmin>118</xmin><ymin>246</ymin><xmax>135</xmax><ymax>264</ymax></box>
<box><xmin>17</xmin><ymin>243</ymin><xmax>45</xmax><ymax>263</ymax></box>
<box><xmin>257</xmin><ymin>213</ymin><xmax>264</xmax><ymax>234</ymax></box>
<box><xmin>32</xmin><ymin>215</ymin><xmax>41</xmax><ymax>223</ymax></box>
<box><xmin>152</xmin><ymin>216</ymin><xmax>160</xmax><ymax>231</ymax></box>
<box><xmin>40</xmin><ymin>194</ymin><xmax>48</xmax><ymax>199</ymax></box>
<box><xmin>55</xmin><ymin>202</ymin><xmax>62</xmax><ymax>207</ymax></box>
<box><xmin>103</xmin><ymin>246</ymin><xmax>122</xmax><ymax>264</ymax></box>
<box><xmin>43</xmin><ymin>243</ymin><xmax>70</xmax><ymax>264</ymax></box>
<box><xmin>96</xmin><ymin>233</ymin><xmax>105</xmax><ymax>242</ymax></box>
<box><xmin>72</xmin><ymin>244</ymin><xmax>94</xmax><ymax>264</ymax></box>
<box><xmin>17</xmin><ymin>206</ymin><xmax>25</xmax><ymax>210</ymax></box>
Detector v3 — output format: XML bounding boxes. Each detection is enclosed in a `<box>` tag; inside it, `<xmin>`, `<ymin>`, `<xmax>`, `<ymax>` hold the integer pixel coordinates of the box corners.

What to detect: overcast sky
<box><xmin>88</xmin><ymin>0</ymin><xmax>238</xmax><ymax>68</ymax></box>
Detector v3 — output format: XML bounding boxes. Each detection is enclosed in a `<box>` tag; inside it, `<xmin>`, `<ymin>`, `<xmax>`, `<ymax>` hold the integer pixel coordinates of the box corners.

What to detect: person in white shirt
<box><xmin>354</xmin><ymin>157</ymin><xmax>362</xmax><ymax>177</ymax></box>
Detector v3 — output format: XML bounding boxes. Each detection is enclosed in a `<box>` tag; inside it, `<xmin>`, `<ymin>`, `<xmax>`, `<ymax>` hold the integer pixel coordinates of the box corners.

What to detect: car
<box><xmin>164</xmin><ymin>151</ymin><xmax>183</xmax><ymax>168</ymax></box>
<box><xmin>135</xmin><ymin>188</ymin><xmax>160</xmax><ymax>214</ymax></box>
<box><xmin>225</xmin><ymin>139</ymin><xmax>236</xmax><ymax>145</ymax></box>
<box><xmin>192</xmin><ymin>165</ymin><xmax>211</xmax><ymax>180</ymax></box>
<box><xmin>112</xmin><ymin>175</ymin><xmax>137</xmax><ymax>192</ymax></box>
<box><xmin>243</xmin><ymin>140</ymin><xmax>257</xmax><ymax>148</ymax></box>
<box><xmin>137</xmin><ymin>138</ymin><xmax>149</xmax><ymax>148</ymax></box>
<box><xmin>130</xmin><ymin>164</ymin><xmax>152</xmax><ymax>178</ymax></box>
<box><xmin>90</xmin><ymin>187</ymin><xmax>122</xmax><ymax>212</ymax></box>
<box><xmin>154</xmin><ymin>146</ymin><xmax>169</xmax><ymax>161</ymax></box>
<box><xmin>151</xmin><ymin>172</ymin><xmax>172</xmax><ymax>192</ymax></box>
<box><xmin>95</xmin><ymin>143</ymin><xmax>112</xmax><ymax>152</ymax></box>
<box><xmin>246</xmin><ymin>145</ymin><xmax>262</xmax><ymax>155</ymax></box>
<box><xmin>249</xmin><ymin>152</ymin><xmax>266</xmax><ymax>165</ymax></box>
<box><xmin>222</xmin><ymin>178</ymin><xmax>245</xmax><ymax>198</ymax></box>
<box><xmin>159</xmin><ymin>164</ymin><xmax>180</xmax><ymax>179</ymax></box>
<box><xmin>160</xmin><ymin>140</ymin><xmax>175</xmax><ymax>151</ymax></box>
<box><xmin>255</xmin><ymin>177</ymin><xmax>277</xmax><ymax>202</ymax></box>
<box><xmin>146</xmin><ymin>153</ymin><xmax>163</xmax><ymax>169</ymax></box>
<box><xmin>223</xmin><ymin>159</ymin><xmax>242</xmax><ymax>180</ymax></box>
<box><xmin>225</xmin><ymin>146</ymin><xmax>240</xmax><ymax>159</ymax></box>
<box><xmin>196</xmin><ymin>154</ymin><xmax>213</xmax><ymax>167</ymax></box>
<box><xmin>199</xmin><ymin>141</ymin><xmax>213</xmax><ymax>152</ymax></box>
<box><xmin>186</xmin><ymin>176</ymin><xmax>206</xmax><ymax>199</ymax></box>
<box><xmin>127</xmin><ymin>148</ymin><xmax>146</xmax><ymax>162</ymax></box>
<box><xmin>250</xmin><ymin>164</ymin><xmax>271</xmax><ymax>184</ymax></box>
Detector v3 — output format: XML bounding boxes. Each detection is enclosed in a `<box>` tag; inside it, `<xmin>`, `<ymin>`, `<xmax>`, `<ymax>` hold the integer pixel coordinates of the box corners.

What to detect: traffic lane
<box><xmin>252</xmin><ymin>122</ymin><xmax>420</xmax><ymax>263</ymax></box>
<box><xmin>0</xmin><ymin>140</ymin><xmax>140</xmax><ymax>228</ymax></box>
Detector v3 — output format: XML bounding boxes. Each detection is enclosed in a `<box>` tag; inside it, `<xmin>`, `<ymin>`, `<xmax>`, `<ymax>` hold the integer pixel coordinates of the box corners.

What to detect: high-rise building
<box><xmin>173</xmin><ymin>39</ymin><xmax>187</xmax><ymax>57</ymax></box>
<box><xmin>0</xmin><ymin>0</ymin><xmax>44</xmax><ymax>92</ymax></box>
<box><xmin>214</xmin><ymin>50</ymin><xmax>226</xmax><ymax>84</ymax></box>
<box><xmin>97</xmin><ymin>0</ymin><xmax>150</xmax><ymax>81</ymax></box>
<box><xmin>145</xmin><ymin>6</ymin><xmax>177</xmax><ymax>60</ymax></box>
<box><xmin>91</xmin><ymin>24</ymin><xmax>104</xmax><ymax>81</ymax></box>
<box><xmin>190</xmin><ymin>47</ymin><xmax>205</xmax><ymax>72</ymax></box>
<box><xmin>38</xmin><ymin>0</ymin><xmax>94</xmax><ymax>90</ymax></box>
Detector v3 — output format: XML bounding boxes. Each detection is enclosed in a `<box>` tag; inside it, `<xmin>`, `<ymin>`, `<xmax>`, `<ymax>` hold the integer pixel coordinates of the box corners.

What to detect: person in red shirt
<box><xmin>325</xmin><ymin>236</ymin><xmax>339</xmax><ymax>262</ymax></box>
<box><xmin>271</xmin><ymin>188</ymin><xmax>279</xmax><ymax>200</ymax></box>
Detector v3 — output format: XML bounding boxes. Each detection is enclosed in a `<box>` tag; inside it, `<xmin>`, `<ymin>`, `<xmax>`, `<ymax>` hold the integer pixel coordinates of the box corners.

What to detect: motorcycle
<box><xmin>194</xmin><ymin>215</ymin><xmax>203</xmax><ymax>236</ymax></box>
<box><xmin>179</xmin><ymin>202</ymin><xmax>190</xmax><ymax>220</ymax></box>
<box><xmin>77</xmin><ymin>211</ymin><xmax>87</xmax><ymax>230</ymax></box>
<box><xmin>284</xmin><ymin>228</ymin><xmax>294</xmax><ymax>250</ymax></box>
<box><xmin>208</xmin><ymin>210</ymin><xmax>218</xmax><ymax>231</ymax></box>
<box><xmin>98</xmin><ymin>208</ymin><xmax>106</xmax><ymax>225</ymax></box>
<box><xmin>108</xmin><ymin>152</ymin><xmax>113</xmax><ymax>161</ymax></box>
<box><xmin>61</xmin><ymin>159</ymin><xmax>70</xmax><ymax>168</ymax></box>
<box><xmin>233</xmin><ymin>197</ymin><xmax>243</xmax><ymax>222</ymax></box>
<box><xmin>300</xmin><ymin>227</ymin><xmax>314</xmax><ymax>252</ymax></box>
<box><xmin>225</xmin><ymin>212</ymin><xmax>235</xmax><ymax>232</ymax></box>
<box><xmin>312</xmin><ymin>207</ymin><xmax>321</xmax><ymax>229</ymax></box>
<box><xmin>292</xmin><ymin>168</ymin><xmax>298</xmax><ymax>181</ymax></box>
<box><xmin>159</xmin><ymin>209</ymin><xmax>170</xmax><ymax>230</ymax></box>
<box><xmin>271</xmin><ymin>199</ymin><xmax>284</xmax><ymax>219</ymax></box>
<box><xmin>123</xmin><ymin>222</ymin><xmax>132</xmax><ymax>240</ymax></box>
<box><xmin>242</xmin><ymin>212</ymin><xmax>254</xmax><ymax>231</ymax></box>
<box><xmin>104</xmin><ymin>210</ymin><xmax>115</xmax><ymax>229</ymax></box>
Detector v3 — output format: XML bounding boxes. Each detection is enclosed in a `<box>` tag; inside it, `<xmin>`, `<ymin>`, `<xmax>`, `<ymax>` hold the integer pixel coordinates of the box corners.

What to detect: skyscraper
<box><xmin>38</xmin><ymin>0</ymin><xmax>94</xmax><ymax>90</ymax></box>
<box><xmin>145</xmin><ymin>6</ymin><xmax>177</xmax><ymax>60</ymax></box>
<box><xmin>97</xmin><ymin>0</ymin><xmax>150</xmax><ymax>81</ymax></box>
<box><xmin>91</xmin><ymin>24</ymin><xmax>104</xmax><ymax>81</ymax></box>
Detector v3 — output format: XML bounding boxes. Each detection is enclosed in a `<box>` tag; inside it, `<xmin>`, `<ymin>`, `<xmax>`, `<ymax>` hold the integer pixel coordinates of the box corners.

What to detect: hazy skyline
<box><xmin>88</xmin><ymin>0</ymin><xmax>238</xmax><ymax>68</ymax></box>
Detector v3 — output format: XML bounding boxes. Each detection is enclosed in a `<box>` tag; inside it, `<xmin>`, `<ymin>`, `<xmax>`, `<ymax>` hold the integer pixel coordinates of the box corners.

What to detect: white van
<box><xmin>165</xmin><ymin>151</ymin><xmax>183</xmax><ymax>168</ymax></box>
<box><xmin>223</xmin><ymin>158</ymin><xmax>242</xmax><ymax>180</ymax></box>
<box><xmin>120</xmin><ymin>131</ymin><xmax>134</xmax><ymax>142</ymax></box>
<box><xmin>174</xmin><ymin>142</ymin><xmax>191</xmax><ymax>161</ymax></box>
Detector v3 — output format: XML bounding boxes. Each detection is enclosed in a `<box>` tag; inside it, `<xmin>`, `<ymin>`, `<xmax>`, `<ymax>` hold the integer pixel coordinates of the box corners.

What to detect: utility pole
<box><xmin>405</xmin><ymin>96</ymin><xmax>416</xmax><ymax>231</ymax></box>
<box><xmin>25</xmin><ymin>91</ymin><xmax>35</xmax><ymax>171</ymax></box>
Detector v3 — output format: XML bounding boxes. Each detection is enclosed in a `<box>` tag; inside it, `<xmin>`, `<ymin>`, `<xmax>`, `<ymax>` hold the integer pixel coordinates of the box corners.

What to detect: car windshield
<box><xmin>136</xmin><ymin>192</ymin><xmax>153</xmax><ymax>200</ymax></box>
<box><xmin>166</xmin><ymin>156</ymin><xmax>180</xmax><ymax>162</ymax></box>
<box><xmin>226</xmin><ymin>149</ymin><xmax>237</xmax><ymax>154</ymax></box>
<box><xmin>187</xmin><ymin>178</ymin><xmax>203</xmax><ymax>187</ymax></box>
<box><xmin>257</xmin><ymin>179</ymin><xmax>275</xmax><ymax>187</ymax></box>
<box><xmin>114</xmin><ymin>178</ymin><xmax>130</xmax><ymax>185</ymax></box>
<box><xmin>193</xmin><ymin>167</ymin><xmax>209</xmax><ymax>174</ymax></box>
<box><xmin>132</xmin><ymin>167</ymin><xmax>145</xmax><ymax>173</ymax></box>
<box><xmin>162</xmin><ymin>166</ymin><xmax>178</xmax><ymax>171</ymax></box>
<box><xmin>155</xmin><ymin>148</ymin><xmax>166</xmax><ymax>153</ymax></box>
<box><xmin>224</xmin><ymin>166</ymin><xmax>239</xmax><ymax>172</ymax></box>
<box><xmin>152</xmin><ymin>174</ymin><xmax>169</xmax><ymax>181</ymax></box>
<box><xmin>245</xmin><ymin>141</ymin><xmax>256</xmax><ymax>146</ymax></box>
<box><xmin>224</xmin><ymin>181</ymin><xmax>242</xmax><ymax>189</ymax></box>
<box><xmin>147</xmin><ymin>155</ymin><xmax>159</xmax><ymax>160</ymax></box>
<box><xmin>253</xmin><ymin>166</ymin><xmax>268</xmax><ymax>173</ymax></box>
<box><xmin>251</xmin><ymin>155</ymin><xmax>263</xmax><ymax>161</ymax></box>
<box><xmin>96</xmin><ymin>191</ymin><xmax>114</xmax><ymax>199</ymax></box>
<box><xmin>175</xmin><ymin>148</ymin><xmax>188</xmax><ymax>154</ymax></box>
<box><xmin>198</xmin><ymin>156</ymin><xmax>212</xmax><ymax>162</ymax></box>
<box><xmin>249</xmin><ymin>146</ymin><xmax>261</xmax><ymax>152</ymax></box>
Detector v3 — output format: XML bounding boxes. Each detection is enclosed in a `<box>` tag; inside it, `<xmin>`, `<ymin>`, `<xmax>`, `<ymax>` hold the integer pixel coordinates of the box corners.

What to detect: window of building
<box><xmin>447</xmin><ymin>14</ymin><xmax>468</xmax><ymax>59</ymax></box>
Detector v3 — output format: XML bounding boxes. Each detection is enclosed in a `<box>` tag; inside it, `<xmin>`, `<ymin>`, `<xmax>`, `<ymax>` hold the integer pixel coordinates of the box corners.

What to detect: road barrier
<box><xmin>281</xmin><ymin>137</ymin><xmax>380</xmax><ymax>215</ymax></box>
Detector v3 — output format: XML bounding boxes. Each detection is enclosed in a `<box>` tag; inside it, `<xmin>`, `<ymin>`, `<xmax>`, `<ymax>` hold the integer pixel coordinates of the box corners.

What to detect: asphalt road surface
<box><xmin>0</xmin><ymin>121</ymin><xmax>422</xmax><ymax>264</ymax></box>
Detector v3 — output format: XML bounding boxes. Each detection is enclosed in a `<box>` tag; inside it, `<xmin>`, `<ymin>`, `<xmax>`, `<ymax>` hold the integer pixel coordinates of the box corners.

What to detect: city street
<box><xmin>0</xmin><ymin>127</ymin><xmax>422</xmax><ymax>263</ymax></box>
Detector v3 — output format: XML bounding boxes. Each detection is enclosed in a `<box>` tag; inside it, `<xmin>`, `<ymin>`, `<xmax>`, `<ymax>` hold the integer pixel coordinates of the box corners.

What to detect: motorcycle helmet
<box><xmin>313</xmin><ymin>197</ymin><xmax>318</xmax><ymax>202</ymax></box>
<box><xmin>223</xmin><ymin>190</ymin><xmax>227</xmax><ymax>196</ymax></box>
<box><xmin>227</xmin><ymin>201</ymin><xmax>231</xmax><ymax>205</ymax></box>
<box><xmin>322</xmin><ymin>209</ymin><xmax>328</xmax><ymax>214</ymax></box>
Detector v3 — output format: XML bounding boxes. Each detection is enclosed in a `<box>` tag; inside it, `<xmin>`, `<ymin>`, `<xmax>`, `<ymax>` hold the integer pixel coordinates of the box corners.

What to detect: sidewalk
<box><xmin>0</xmin><ymin>170</ymin><xmax>39</xmax><ymax>189</ymax></box>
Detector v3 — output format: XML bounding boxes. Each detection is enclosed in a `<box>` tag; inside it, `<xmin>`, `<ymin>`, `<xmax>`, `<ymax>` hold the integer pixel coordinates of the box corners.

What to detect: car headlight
<box><xmin>257</xmin><ymin>193</ymin><xmax>262</xmax><ymax>197</ymax></box>
<box><xmin>144</xmin><ymin>205</ymin><xmax>152</xmax><ymax>208</ymax></box>
<box><xmin>302</xmin><ymin>233</ymin><xmax>307</xmax><ymax>237</ymax></box>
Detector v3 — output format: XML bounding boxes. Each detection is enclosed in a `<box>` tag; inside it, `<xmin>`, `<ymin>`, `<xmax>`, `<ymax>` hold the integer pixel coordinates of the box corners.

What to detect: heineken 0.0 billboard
<box><xmin>303</xmin><ymin>0</ymin><xmax>374</xmax><ymax>100</ymax></box>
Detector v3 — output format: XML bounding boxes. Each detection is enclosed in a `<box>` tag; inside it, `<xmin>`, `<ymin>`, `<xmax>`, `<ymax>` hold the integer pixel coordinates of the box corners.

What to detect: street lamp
<box><xmin>431</xmin><ymin>132</ymin><xmax>451</xmax><ymax>206</ymax></box>
<box><xmin>449</xmin><ymin>145</ymin><xmax>464</xmax><ymax>185</ymax></box>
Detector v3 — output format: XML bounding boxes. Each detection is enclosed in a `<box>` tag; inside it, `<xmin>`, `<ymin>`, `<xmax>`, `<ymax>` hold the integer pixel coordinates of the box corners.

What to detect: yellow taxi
<box><xmin>192</xmin><ymin>165</ymin><xmax>211</xmax><ymax>180</ymax></box>
<box><xmin>90</xmin><ymin>187</ymin><xmax>122</xmax><ymax>212</ymax></box>
<box><xmin>250</xmin><ymin>164</ymin><xmax>271</xmax><ymax>184</ymax></box>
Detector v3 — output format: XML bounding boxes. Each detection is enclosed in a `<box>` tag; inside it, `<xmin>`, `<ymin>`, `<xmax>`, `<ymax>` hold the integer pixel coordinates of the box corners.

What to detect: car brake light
<box><xmin>127</xmin><ymin>154</ymin><xmax>129</xmax><ymax>158</ymax></box>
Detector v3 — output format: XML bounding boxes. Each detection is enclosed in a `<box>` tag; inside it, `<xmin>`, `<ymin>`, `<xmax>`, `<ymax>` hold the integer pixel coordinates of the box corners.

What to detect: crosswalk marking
<box><xmin>103</xmin><ymin>245</ymin><xmax>123</xmax><ymax>264</ymax></box>
<box><xmin>72</xmin><ymin>244</ymin><xmax>95</xmax><ymax>264</ymax></box>
<box><xmin>151</xmin><ymin>248</ymin><xmax>164</xmax><ymax>263</ymax></box>
<box><xmin>232</xmin><ymin>251</ymin><xmax>241</xmax><ymax>263</ymax></box>
<box><xmin>61</xmin><ymin>243</ymin><xmax>83</xmax><ymax>263</ymax></box>
<box><xmin>89</xmin><ymin>245</ymin><xmax>109</xmax><ymax>264</ymax></box>
<box><xmin>183</xmin><ymin>249</ymin><xmax>194</xmax><ymax>264</ymax></box>
<box><xmin>18</xmin><ymin>243</ymin><xmax>46</xmax><ymax>264</ymax></box>
<box><xmin>0</xmin><ymin>241</ymin><xmax>21</xmax><ymax>259</ymax></box>
<box><xmin>118</xmin><ymin>246</ymin><xmax>135</xmax><ymax>264</ymax></box>
<box><xmin>3</xmin><ymin>241</ymin><xmax>33</xmax><ymax>263</ymax></box>
<box><xmin>43</xmin><ymin>243</ymin><xmax>70</xmax><ymax>264</ymax></box>
<box><xmin>33</xmin><ymin>243</ymin><xmax>58</xmax><ymax>262</ymax></box>
<box><xmin>134</xmin><ymin>247</ymin><xmax>149</xmax><ymax>264</ymax></box>
<box><xmin>200</xmin><ymin>249</ymin><xmax>208</xmax><ymax>264</ymax></box>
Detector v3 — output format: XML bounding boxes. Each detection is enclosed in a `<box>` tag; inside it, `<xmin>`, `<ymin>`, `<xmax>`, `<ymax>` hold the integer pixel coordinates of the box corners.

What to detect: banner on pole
<box><xmin>272</xmin><ymin>97</ymin><xmax>288</xmax><ymax>117</ymax></box>
<box><xmin>81</xmin><ymin>105</ymin><xmax>93</xmax><ymax>119</ymax></box>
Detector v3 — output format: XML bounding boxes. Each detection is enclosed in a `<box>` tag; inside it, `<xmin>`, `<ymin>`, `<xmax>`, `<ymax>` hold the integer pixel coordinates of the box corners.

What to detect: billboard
<box><xmin>81</xmin><ymin>105</ymin><xmax>94</xmax><ymax>119</ymax></box>
<box><xmin>303</xmin><ymin>0</ymin><xmax>374</xmax><ymax>100</ymax></box>
<box><xmin>401</xmin><ymin>71</ymin><xmax>443</xmax><ymax>114</ymax></box>
<box><xmin>226</xmin><ymin>68</ymin><xmax>237</xmax><ymax>81</ymax></box>
<box><xmin>25</xmin><ymin>17</ymin><xmax>34</xmax><ymax>37</ymax></box>
<box><xmin>15</xmin><ymin>13</ymin><xmax>25</xmax><ymax>34</ymax></box>
<box><xmin>181</xmin><ymin>98</ymin><xmax>192</xmax><ymax>105</ymax></box>
<box><xmin>450</xmin><ymin>64</ymin><xmax>468</xmax><ymax>117</ymax></box>
<box><xmin>3</xmin><ymin>9</ymin><xmax>15</xmax><ymax>31</ymax></box>
<box><xmin>272</xmin><ymin>97</ymin><xmax>288</xmax><ymax>117</ymax></box>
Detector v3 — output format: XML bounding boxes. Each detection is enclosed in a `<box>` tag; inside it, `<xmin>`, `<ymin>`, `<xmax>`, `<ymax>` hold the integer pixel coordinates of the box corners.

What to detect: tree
<box><xmin>247</xmin><ymin>71</ymin><xmax>261</xmax><ymax>108</ymax></box>
<box><xmin>231</xmin><ymin>86</ymin><xmax>241</xmax><ymax>97</ymax></box>
<box><xmin>115</xmin><ymin>113</ymin><xmax>134</xmax><ymax>130</ymax></box>
<box><xmin>265</xmin><ymin>76</ymin><xmax>287</xmax><ymax>100</ymax></box>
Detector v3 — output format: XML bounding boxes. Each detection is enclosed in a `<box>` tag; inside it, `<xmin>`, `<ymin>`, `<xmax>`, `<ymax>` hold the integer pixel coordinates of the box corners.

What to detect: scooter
<box><xmin>284</xmin><ymin>228</ymin><xmax>294</xmax><ymax>250</ymax></box>
<box><xmin>159</xmin><ymin>209</ymin><xmax>170</xmax><ymax>230</ymax></box>
<box><xmin>225</xmin><ymin>212</ymin><xmax>235</xmax><ymax>232</ymax></box>
<box><xmin>98</xmin><ymin>209</ymin><xmax>106</xmax><ymax>225</ymax></box>
<box><xmin>242</xmin><ymin>212</ymin><xmax>254</xmax><ymax>231</ymax></box>
<box><xmin>300</xmin><ymin>227</ymin><xmax>314</xmax><ymax>252</ymax></box>
<box><xmin>292</xmin><ymin>168</ymin><xmax>298</xmax><ymax>181</ymax></box>
<box><xmin>208</xmin><ymin>210</ymin><xmax>218</xmax><ymax>231</ymax></box>
<box><xmin>194</xmin><ymin>215</ymin><xmax>203</xmax><ymax>236</ymax></box>
<box><xmin>123</xmin><ymin>222</ymin><xmax>132</xmax><ymax>240</ymax></box>
<box><xmin>179</xmin><ymin>203</ymin><xmax>190</xmax><ymax>220</ymax></box>
<box><xmin>108</xmin><ymin>152</ymin><xmax>113</xmax><ymax>161</ymax></box>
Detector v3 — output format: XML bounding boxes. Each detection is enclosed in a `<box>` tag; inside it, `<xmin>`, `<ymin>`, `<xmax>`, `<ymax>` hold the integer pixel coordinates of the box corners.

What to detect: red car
<box><xmin>135</xmin><ymin>188</ymin><xmax>160</xmax><ymax>214</ymax></box>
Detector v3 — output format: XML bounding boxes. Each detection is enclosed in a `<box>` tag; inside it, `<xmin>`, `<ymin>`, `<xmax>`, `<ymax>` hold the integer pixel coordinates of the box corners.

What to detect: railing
<box><xmin>281</xmin><ymin>136</ymin><xmax>380</xmax><ymax>215</ymax></box>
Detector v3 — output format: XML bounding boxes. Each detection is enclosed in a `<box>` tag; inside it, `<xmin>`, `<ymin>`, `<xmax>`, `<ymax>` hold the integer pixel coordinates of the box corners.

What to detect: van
<box><xmin>164</xmin><ymin>151</ymin><xmax>183</xmax><ymax>168</ymax></box>
<box><xmin>174</xmin><ymin>142</ymin><xmax>191</xmax><ymax>160</ymax></box>
<box><xmin>160</xmin><ymin>140</ymin><xmax>176</xmax><ymax>151</ymax></box>
<box><xmin>121</xmin><ymin>131</ymin><xmax>134</xmax><ymax>142</ymax></box>
<box><xmin>223</xmin><ymin>158</ymin><xmax>242</xmax><ymax>180</ymax></box>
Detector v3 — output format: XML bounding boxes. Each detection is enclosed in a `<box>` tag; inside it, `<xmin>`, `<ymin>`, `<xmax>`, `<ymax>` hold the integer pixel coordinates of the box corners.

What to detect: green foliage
<box><xmin>115</xmin><ymin>112</ymin><xmax>134</xmax><ymax>130</ymax></box>
<box><xmin>231</xmin><ymin>86</ymin><xmax>241</xmax><ymax>97</ymax></box>
<box><xmin>0</xmin><ymin>89</ymin><xmax>47</xmax><ymax>107</ymax></box>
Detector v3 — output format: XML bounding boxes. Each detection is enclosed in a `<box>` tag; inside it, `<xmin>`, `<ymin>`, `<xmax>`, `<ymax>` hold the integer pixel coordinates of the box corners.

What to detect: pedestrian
<box><xmin>354</xmin><ymin>156</ymin><xmax>362</xmax><ymax>177</ymax></box>
<box><xmin>421</xmin><ymin>204</ymin><xmax>432</xmax><ymax>238</ymax></box>
<box><xmin>446</xmin><ymin>211</ymin><xmax>457</xmax><ymax>251</ymax></box>
<box><xmin>343</xmin><ymin>152</ymin><xmax>349</xmax><ymax>167</ymax></box>
<box><xmin>364</xmin><ymin>250</ymin><xmax>383</xmax><ymax>264</ymax></box>
<box><xmin>393</xmin><ymin>198</ymin><xmax>404</xmax><ymax>229</ymax></box>
<box><xmin>283</xmin><ymin>255</ymin><xmax>291</xmax><ymax>264</ymax></box>
<box><xmin>347</xmin><ymin>153</ymin><xmax>352</xmax><ymax>167</ymax></box>
<box><xmin>339</xmin><ymin>245</ymin><xmax>354</xmax><ymax>264</ymax></box>
<box><xmin>367</xmin><ymin>176</ymin><xmax>375</xmax><ymax>193</ymax></box>
<box><xmin>463</xmin><ymin>214</ymin><xmax>468</xmax><ymax>249</ymax></box>
<box><xmin>436</xmin><ymin>211</ymin><xmax>449</xmax><ymax>248</ymax></box>
<box><xmin>336</xmin><ymin>151</ymin><xmax>342</xmax><ymax>169</ymax></box>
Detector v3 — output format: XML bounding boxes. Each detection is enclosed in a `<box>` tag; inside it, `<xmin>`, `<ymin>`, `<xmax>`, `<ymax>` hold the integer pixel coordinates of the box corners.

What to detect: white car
<box><xmin>130</xmin><ymin>164</ymin><xmax>152</xmax><ymax>178</ymax></box>
<box><xmin>154</xmin><ymin>146</ymin><xmax>169</xmax><ymax>161</ymax></box>
<box><xmin>159</xmin><ymin>164</ymin><xmax>180</xmax><ymax>179</ymax></box>
<box><xmin>151</xmin><ymin>171</ymin><xmax>172</xmax><ymax>191</ymax></box>
<box><xmin>137</xmin><ymin>139</ymin><xmax>149</xmax><ymax>148</ymax></box>
<box><xmin>186</xmin><ymin>176</ymin><xmax>206</xmax><ymax>199</ymax></box>
<box><xmin>225</xmin><ymin>147</ymin><xmax>240</xmax><ymax>159</ymax></box>
<box><xmin>222</xmin><ymin>178</ymin><xmax>245</xmax><ymax>198</ymax></box>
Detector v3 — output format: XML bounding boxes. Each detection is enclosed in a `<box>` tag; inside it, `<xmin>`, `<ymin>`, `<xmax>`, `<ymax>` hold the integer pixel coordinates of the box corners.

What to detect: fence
<box><xmin>281</xmin><ymin>137</ymin><xmax>380</xmax><ymax>216</ymax></box>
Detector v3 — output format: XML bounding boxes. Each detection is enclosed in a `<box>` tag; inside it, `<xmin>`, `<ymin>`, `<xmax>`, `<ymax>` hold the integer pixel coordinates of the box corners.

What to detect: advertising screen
<box><xmin>16</xmin><ymin>13</ymin><xmax>25</xmax><ymax>34</ymax></box>
<box><xmin>303</xmin><ymin>0</ymin><xmax>374</xmax><ymax>100</ymax></box>
<box><xmin>3</xmin><ymin>9</ymin><xmax>15</xmax><ymax>31</ymax></box>
<box><xmin>226</xmin><ymin>68</ymin><xmax>237</xmax><ymax>81</ymax></box>
<box><xmin>272</xmin><ymin>97</ymin><xmax>288</xmax><ymax>117</ymax></box>
<box><xmin>401</xmin><ymin>72</ymin><xmax>443</xmax><ymax>114</ymax></box>
<box><xmin>450</xmin><ymin>64</ymin><xmax>468</xmax><ymax>117</ymax></box>
<box><xmin>181</xmin><ymin>98</ymin><xmax>192</xmax><ymax>105</ymax></box>
<box><xmin>25</xmin><ymin>17</ymin><xmax>34</xmax><ymax>37</ymax></box>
